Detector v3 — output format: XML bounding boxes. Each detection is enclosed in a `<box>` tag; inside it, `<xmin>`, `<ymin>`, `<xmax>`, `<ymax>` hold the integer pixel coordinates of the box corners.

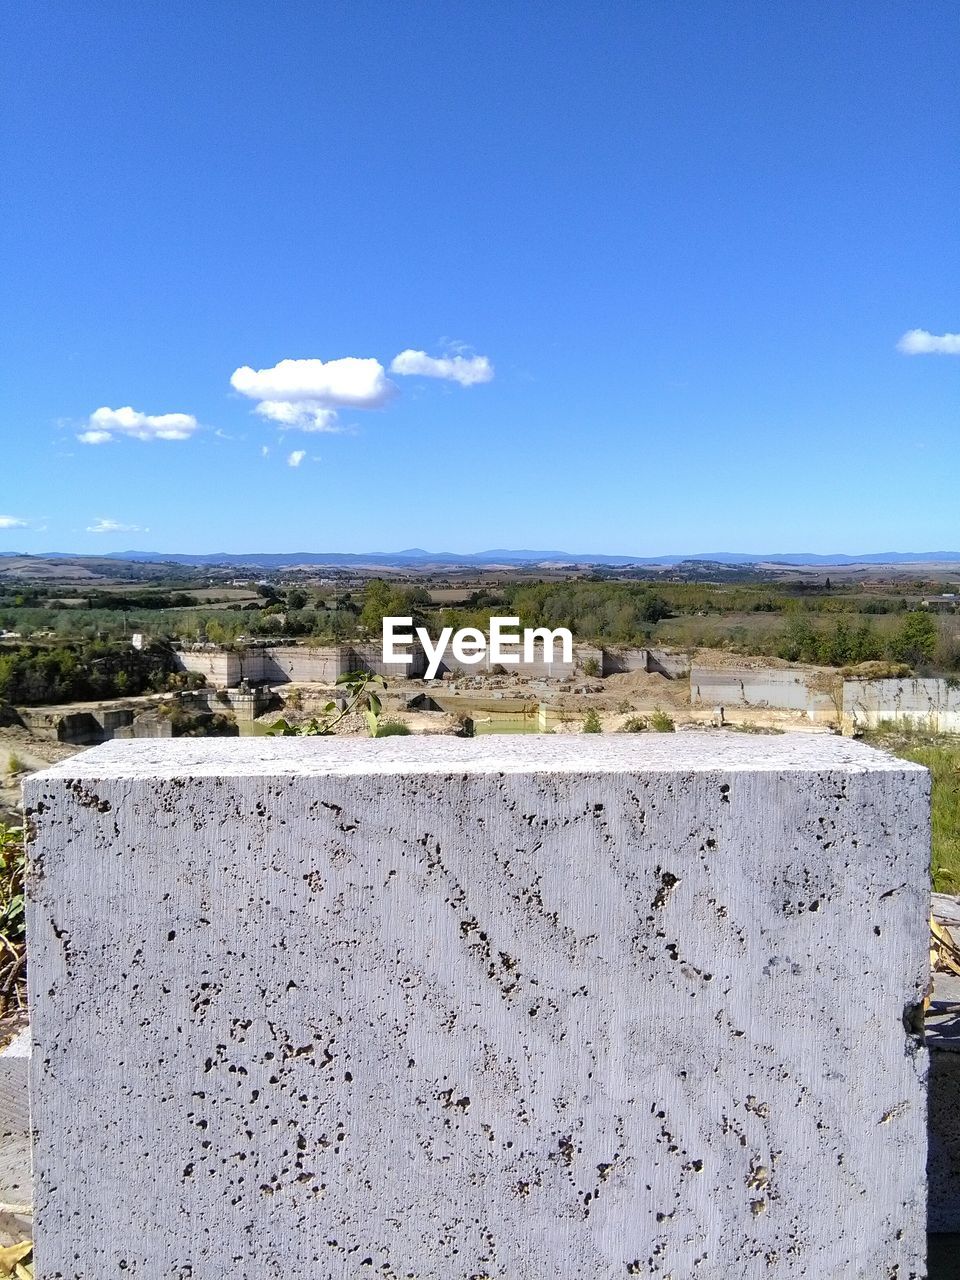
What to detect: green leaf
<box><xmin>367</xmin><ymin>693</ymin><xmax>382</xmax><ymax>717</ymax></box>
<box><xmin>364</xmin><ymin>708</ymin><xmax>379</xmax><ymax>737</ymax></box>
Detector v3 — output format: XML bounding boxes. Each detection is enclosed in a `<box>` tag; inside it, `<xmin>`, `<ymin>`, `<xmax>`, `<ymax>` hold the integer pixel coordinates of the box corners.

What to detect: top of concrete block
<box><xmin>23</xmin><ymin>731</ymin><xmax>924</xmax><ymax>784</ymax></box>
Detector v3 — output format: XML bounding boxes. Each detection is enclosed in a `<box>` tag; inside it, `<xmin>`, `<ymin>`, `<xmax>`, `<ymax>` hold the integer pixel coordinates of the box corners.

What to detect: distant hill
<box><xmin>4</xmin><ymin>548</ymin><xmax>960</xmax><ymax>570</ymax></box>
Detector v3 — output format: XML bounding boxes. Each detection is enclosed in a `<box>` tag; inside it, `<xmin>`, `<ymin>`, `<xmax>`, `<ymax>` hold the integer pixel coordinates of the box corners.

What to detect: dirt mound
<box><xmin>604</xmin><ymin>669</ymin><xmax>675</xmax><ymax>691</ymax></box>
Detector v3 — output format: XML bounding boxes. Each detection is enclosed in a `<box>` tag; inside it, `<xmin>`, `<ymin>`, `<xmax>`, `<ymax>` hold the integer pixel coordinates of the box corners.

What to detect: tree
<box><xmin>890</xmin><ymin>611</ymin><xmax>938</xmax><ymax>669</ymax></box>
<box><xmin>360</xmin><ymin>579</ymin><xmax>393</xmax><ymax>634</ymax></box>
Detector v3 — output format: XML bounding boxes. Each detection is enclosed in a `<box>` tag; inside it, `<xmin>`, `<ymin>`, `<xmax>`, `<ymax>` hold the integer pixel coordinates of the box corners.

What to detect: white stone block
<box><xmin>25</xmin><ymin>735</ymin><xmax>929</xmax><ymax>1278</ymax></box>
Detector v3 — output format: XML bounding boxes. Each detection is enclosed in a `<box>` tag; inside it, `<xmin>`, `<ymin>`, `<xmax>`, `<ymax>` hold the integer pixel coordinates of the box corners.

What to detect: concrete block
<box><xmin>25</xmin><ymin>734</ymin><xmax>929</xmax><ymax>1278</ymax></box>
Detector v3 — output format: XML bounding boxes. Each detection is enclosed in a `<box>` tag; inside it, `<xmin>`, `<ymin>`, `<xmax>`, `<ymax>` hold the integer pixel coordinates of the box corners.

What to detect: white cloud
<box><xmin>390</xmin><ymin>349</ymin><xmax>494</xmax><ymax>386</ymax></box>
<box><xmin>897</xmin><ymin>329</ymin><xmax>960</xmax><ymax>355</ymax></box>
<box><xmin>87</xmin><ymin>517</ymin><xmax>148</xmax><ymax>534</ymax></box>
<box><xmin>78</xmin><ymin>405</ymin><xmax>199</xmax><ymax>444</ymax></box>
<box><xmin>261</xmin><ymin>445</ymin><xmax>270</xmax><ymax>458</ymax></box>
<box><xmin>254</xmin><ymin>400</ymin><xmax>344</xmax><ymax>432</ymax></box>
<box><xmin>0</xmin><ymin>516</ymin><xmax>28</xmax><ymax>529</ymax></box>
<box><xmin>231</xmin><ymin>356</ymin><xmax>392</xmax><ymax>434</ymax></box>
<box><xmin>287</xmin><ymin>450</ymin><xmax>306</xmax><ymax>468</ymax></box>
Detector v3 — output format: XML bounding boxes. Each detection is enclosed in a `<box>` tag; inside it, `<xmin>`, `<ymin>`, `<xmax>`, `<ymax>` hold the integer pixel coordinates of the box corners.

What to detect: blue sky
<box><xmin>1</xmin><ymin>1</ymin><xmax>958</xmax><ymax>556</ymax></box>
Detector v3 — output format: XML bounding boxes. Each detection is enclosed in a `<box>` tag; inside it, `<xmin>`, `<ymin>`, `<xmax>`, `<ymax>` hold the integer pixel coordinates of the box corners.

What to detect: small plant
<box><xmin>583</xmin><ymin>708</ymin><xmax>602</xmax><ymax>733</ymax></box>
<box><xmin>649</xmin><ymin>707</ymin><xmax>675</xmax><ymax>732</ymax></box>
<box><xmin>284</xmin><ymin>687</ymin><xmax>304</xmax><ymax>711</ymax></box>
<box><xmin>268</xmin><ymin>672</ymin><xmax>386</xmax><ymax>738</ymax></box>
<box><xmin>581</xmin><ymin>656</ymin><xmax>601</xmax><ymax>678</ymax></box>
<box><xmin>0</xmin><ymin>823</ymin><xmax>26</xmax><ymax>1015</ymax></box>
<box><xmin>617</xmin><ymin>698</ymin><xmax>633</xmax><ymax>714</ymax></box>
<box><xmin>6</xmin><ymin>752</ymin><xmax>26</xmax><ymax>777</ymax></box>
<box><xmin>621</xmin><ymin>716</ymin><xmax>647</xmax><ymax>732</ymax></box>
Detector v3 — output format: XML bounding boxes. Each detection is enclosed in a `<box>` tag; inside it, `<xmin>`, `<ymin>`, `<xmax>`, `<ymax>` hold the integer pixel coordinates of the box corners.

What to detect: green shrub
<box><xmin>649</xmin><ymin>707</ymin><xmax>675</xmax><ymax>732</ymax></box>
<box><xmin>376</xmin><ymin>719</ymin><xmax>411</xmax><ymax>737</ymax></box>
<box><xmin>583</xmin><ymin>709</ymin><xmax>602</xmax><ymax>733</ymax></box>
<box><xmin>621</xmin><ymin>716</ymin><xmax>647</xmax><ymax>733</ymax></box>
<box><xmin>581</xmin><ymin>657</ymin><xmax>601</xmax><ymax>677</ymax></box>
<box><xmin>6</xmin><ymin>752</ymin><xmax>26</xmax><ymax>776</ymax></box>
<box><xmin>0</xmin><ymin>823</ymin><xmax>26</xmax><ymax>1013</ymax></box>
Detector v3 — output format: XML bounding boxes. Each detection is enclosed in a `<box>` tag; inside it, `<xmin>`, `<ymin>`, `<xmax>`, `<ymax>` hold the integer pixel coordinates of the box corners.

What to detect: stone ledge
<box><xmin>25</xmin><ymin>729</ymin><xmax>929</xmax><ymax>779</ymax></box>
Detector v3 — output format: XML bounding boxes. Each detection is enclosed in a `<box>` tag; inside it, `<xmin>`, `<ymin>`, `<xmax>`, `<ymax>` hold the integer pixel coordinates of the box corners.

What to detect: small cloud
<box><xmin>897</xmin><ymin>329</ymin><xmax>960</xmax><ymax>355</ymax></box>
<box><xmin>287</xmin><ymin>450</ymin><xmax>306</xmax><ymax>468</ymax></box>
<box><xmin>390</xmin><ymin>348</ymin><xmax>494</xmax><ymax>386</ymax></box>
<box><xmin>231</xmin><ymin>356</ymin><xmax>392</xmax><ymax>433</ymax></box>
<box><xmin>0</xmin><ymin>515</ymin><xmax>28</xmax><ymax>529</ymax></box>
<box><xmin>87</xmin><ymin>517</ymin><xmax>148</xmax><ymax>534</ymax></box>
<box><xmin>261</xmin><ymin>445</ymin><xmax>270</xmax><ymax>458</ymax></box>
<box><xmin>254</xmin><ymin>401</ymin><xmax>344</xmax><ymax>432</ymax></box>
<box><xmin>78</xmin><ymin>406</ymin><xmax>199</xmax><ymax>444</ymax></box>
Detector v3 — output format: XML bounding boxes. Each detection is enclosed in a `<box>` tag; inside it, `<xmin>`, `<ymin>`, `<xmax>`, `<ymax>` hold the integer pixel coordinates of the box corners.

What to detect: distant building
<box><xmin>923</xmin><ymin>595</ymin><xmax>958</xmax><ymax>613</ymax></box>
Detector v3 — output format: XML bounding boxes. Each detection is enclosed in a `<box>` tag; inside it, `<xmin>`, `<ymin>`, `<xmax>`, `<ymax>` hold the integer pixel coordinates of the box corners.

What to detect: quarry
<box><xmin>2</xmin><ymin>560</ymin><xmax>960</xmax><ymax>1273</ymax></box>
<box><xmin>3</xmin><ymin>638</ymin><xmax>955</xmax><ymax>760</ymax></box>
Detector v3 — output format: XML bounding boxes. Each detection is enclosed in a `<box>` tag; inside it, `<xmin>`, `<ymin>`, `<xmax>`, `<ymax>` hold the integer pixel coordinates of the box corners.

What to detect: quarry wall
<box><xmin>843</xmin><ymin>677</ymin><xmax>960</xmax><ymax>734</ymax></box>
<box><xmin>174</xmin><ymin>642</ymin><xmax>610</xmax><ymax>685</ymax></box>
<box><xmin>690</xmin><ymin>666</ymin><xmax>839</xmax><ymax>724</ymax></box>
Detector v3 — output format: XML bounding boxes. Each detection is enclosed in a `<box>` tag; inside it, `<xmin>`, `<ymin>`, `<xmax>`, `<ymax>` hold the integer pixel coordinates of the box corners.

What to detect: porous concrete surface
<box><xmin>0</xmin><ymin>1026</ymin><xmax>31</xmax><ymax>1210</ymax></box>
<box><xmin>25</xmin><ymin>735</ymin><xmax>929</xmax><ymax>1278</ymax></box>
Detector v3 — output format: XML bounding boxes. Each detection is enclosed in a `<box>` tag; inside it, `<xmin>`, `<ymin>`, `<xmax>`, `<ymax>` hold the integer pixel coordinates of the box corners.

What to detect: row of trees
<box><xmin>775</xmin><ymin>612</ymin><xmax>940</xmax><ymax>669</ymax></box>
<box><xmin>2</xmin><ymin>578</ymin><xmax>957</xmax><ymax>689</ymax></box>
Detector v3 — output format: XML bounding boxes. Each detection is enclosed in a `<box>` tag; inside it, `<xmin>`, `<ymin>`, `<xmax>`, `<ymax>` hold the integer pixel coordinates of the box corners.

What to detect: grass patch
<box><xmin>6</xmin><ymin>752</ymin><xmax>26</xmax><ymax>776</ymax></box>
<box><xmin>376</xmin><ymin>719</ymin><xmax>411</xmax><ymax>737</ymax></box>
<box><xmin>866</xmin><ymin>730</ymin><xmax>960</xmax><ymax>893</ymax></box>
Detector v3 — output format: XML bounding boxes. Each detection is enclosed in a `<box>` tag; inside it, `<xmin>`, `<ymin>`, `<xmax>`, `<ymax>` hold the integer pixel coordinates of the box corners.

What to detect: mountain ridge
<box><xmin>4</xmin><ymin>549</ymin><xmax>960</xmax><ymax>568</ymax></box>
